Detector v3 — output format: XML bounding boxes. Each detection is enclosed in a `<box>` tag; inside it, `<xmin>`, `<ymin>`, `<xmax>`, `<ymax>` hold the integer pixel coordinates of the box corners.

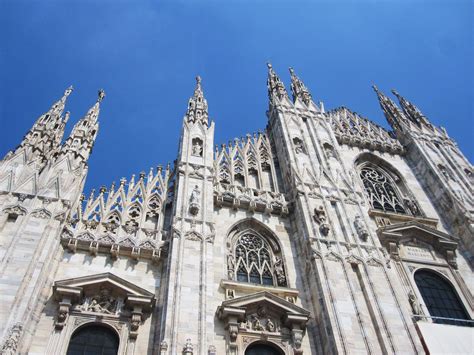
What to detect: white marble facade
<box><xmin>0</xmin><ymin>67</ymin><xmax>472</xmax><ymax>355</ymax></box>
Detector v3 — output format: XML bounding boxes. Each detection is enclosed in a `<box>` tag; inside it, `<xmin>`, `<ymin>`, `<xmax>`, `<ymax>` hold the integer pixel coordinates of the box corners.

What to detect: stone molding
<box><xmin>217</xmin><ymin>291</ymin><xmax>310</xmax><ymax>354</ymax></box>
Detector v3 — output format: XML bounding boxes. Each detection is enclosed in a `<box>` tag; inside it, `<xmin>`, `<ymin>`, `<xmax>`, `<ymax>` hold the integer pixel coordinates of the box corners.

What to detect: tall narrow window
<box><xmin>233</xmin><ymin>233</ymin><xmax>283</xmax><ymax>286</ymax></box>
<box><xmin>414</xmin><ymin>270</ymin><xmax>471</xmax><ymax>326</ymax></box>
<box><xmin>66</xmin><ymin>325</ymin><xmax>119</xmax><ymax>355</ymax></box>
<box><xmin>360</xmin><ymin>166</ymin><xmax>406</xmax><ymax>214</ymax></box>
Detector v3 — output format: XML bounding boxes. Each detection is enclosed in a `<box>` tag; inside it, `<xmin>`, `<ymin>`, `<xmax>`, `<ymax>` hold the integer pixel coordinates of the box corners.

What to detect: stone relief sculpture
<box><xmin>354</xmin><ymin>214</ymin><xmax>369</xmax><ymax>241</ymax></box>
<box><xmin>79</xmin><ymin>288</ymin><xmax>118</xmax><ymax>315</ymax></box>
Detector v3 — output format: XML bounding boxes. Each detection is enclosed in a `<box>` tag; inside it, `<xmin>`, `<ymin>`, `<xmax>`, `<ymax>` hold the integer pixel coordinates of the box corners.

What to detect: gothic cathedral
<box><xmin>0</xmin><ymin>64</ymin><xmax>472</xmax><ymax>355</ymax></box>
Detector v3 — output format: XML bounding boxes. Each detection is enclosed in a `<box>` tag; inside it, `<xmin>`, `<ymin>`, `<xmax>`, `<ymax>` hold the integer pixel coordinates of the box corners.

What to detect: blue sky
<box><xmin>1</xmin><ymin>0</ymin><xmax>472</xmax><ymax>193</ymax></box>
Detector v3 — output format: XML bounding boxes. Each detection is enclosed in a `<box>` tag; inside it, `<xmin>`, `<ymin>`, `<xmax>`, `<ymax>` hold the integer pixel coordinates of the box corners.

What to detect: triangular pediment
<box><xmin>54</xmin><ymin>272</ymin><xmax>154</xmax><ymax>298</ymax></box>
<box><xmin>220</xmin><ymin>291</ymin><xmax>310</xmax><ymax>317</ymax></box>
<box><xmin>378</xmin><ymin>221</ymin><xmax>458</xmax><ymax>253</ymax></box>
<box><xmin>379</xmin><ymin>221</ymin><xmax>457</xmax><ymax>243</ymax></box>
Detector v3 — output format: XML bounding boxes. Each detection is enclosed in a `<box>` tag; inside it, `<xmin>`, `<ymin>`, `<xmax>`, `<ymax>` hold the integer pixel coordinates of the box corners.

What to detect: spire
<box><xmin>6</xmin><ymin>86</ymin><xmax>74</xmax><ymax>163</ymax></box>
<box><xmin>391</xmin><ymin>90</ymin><xmax>432</xmax><ymax>128</ymax></box>
<box><xmin>58</xmin><ymin>89</ymin><xmax>104</xmax><ymax>163</ymax></box>
<box><xmin>372</xmin><ymin>85</ymin><xmax>406</xmax><ymax>131</ymax></box>
<box><xmin>289</xmin><ymin>67</ymin><xmax>312</xmax><ymax>105</ymax></box>
<box><xmin>266</xmin><ymin>63</ymin><xmax>288</xmax><ymax>102</ymax></box>
<box><xmin>185</xmin><ymin>76</ymin><xmax>208</xmax><ymax>126</ymax></box>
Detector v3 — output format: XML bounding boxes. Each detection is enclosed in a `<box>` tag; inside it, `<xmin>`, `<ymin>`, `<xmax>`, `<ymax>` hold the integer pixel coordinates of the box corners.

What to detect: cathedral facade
<box><xmin>0</xmin><ymin>65</ymin><xmax>472</xmax><ymax>355</ymax></box>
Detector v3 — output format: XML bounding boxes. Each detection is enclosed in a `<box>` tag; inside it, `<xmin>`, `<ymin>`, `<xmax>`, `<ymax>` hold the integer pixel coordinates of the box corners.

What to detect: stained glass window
<box><xmin>360</xmin><ymin>166</ymin><xmax>406</xmax><ymax>214</ymax></box>
<box><xmin>233</xmin><ymin>233</ymin><xmax>280</xmax><ymax>286</ymax></box>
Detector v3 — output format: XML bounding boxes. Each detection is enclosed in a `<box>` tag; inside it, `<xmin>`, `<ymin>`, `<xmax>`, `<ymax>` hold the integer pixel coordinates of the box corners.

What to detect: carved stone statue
<box><xmin>227</xmin><ymin>254</ymin><xmax>235</xmax><ymax>279</ymax></box>
<box><xmin>252</xmin><ymin>315</ymin><xmax>264</xmax><ymax>331</ymax></box>
<box><xmin>189</xmin><ymin>185</ymin><xmax>201</xmax><ymax>215</ymax></box>
<box><xmin>314</xmin><ymin>206</ymin><xmax>330</xmax><ymax>236</ymax></box>
<box><xmin>404</xmin><ymin>199</ymin><xmax>420</xmax><ymax>216</ymax></box>
<box><xmin>408</xmin><ymin>290</ymin><xmax>421</xmax><ymax>315</ymax></box>
<box><xmin>266</xmin><ymin>318</ymin><xmax>275</xmax><ymax>332</ymax></box>
<box><xmin>190</xmin><ymin>185</ymin><xmax>200</xmax><ymax>204</ymax></box>
<box><xmin>192</xmin><ymin>139</ymin><xmax>203</xmax><ymax>157</ymax></box>
<box><xmin>354</xmin><ymin>215</ymin><xmax>369</xmax><ymax>241</ymax></box>
<box><xmin>274</xmin><ymin>257</ymin><xmax>287</xmax><ymax>286</ymax></box>
<box><xmin>294</xmin><ymin>138</ymin><xmax>305</xmax><ymax>154</ymax></box>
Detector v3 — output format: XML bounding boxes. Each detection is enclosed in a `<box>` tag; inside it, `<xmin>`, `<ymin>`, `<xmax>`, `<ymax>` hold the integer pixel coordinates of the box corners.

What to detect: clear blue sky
<box><xmin>1</xmin><ymin>0</ymin><xmax>472</xmax><ymax>193</ymax></box>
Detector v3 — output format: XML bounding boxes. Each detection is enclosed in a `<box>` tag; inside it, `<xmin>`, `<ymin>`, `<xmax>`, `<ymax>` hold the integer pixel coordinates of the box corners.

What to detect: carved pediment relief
<box><xmin>53</xmin><ymin>273</ymin><xmax>154</xmax><ymax>338</ymax></box>
<box><xmin>377</xmin><ymin>221</ymin><xmax>458</xmax><ymax>267</ymax></box>
<box><xmin>218</xmin><ymin>291</ymin><xmax>310</xmax><ymax>354</ymax></box>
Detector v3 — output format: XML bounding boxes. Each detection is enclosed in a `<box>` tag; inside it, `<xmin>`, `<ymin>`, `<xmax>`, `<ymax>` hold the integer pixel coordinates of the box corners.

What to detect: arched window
<box><xmin>359</xmin><ymin>165</ymin><xmax>406</xmax><ymax>214</ymax></box>
<box><xmin>233</xmin><ymin>233</ymin><xmax>284</xmax><ymax>286</ymax></box>
<box><xmin>66</xmin><ymin>325</ymin><xmax>119</xmax><ymax>355</ymax></box>
<box><xmin>415</xmin><ymin>270</ymin><xmax>470</xmax><ymax>325</ymax></box>
<box><xmin>245</xmin><ymin>343</ymin><xmax>284</xmax><ymax>355</ymax></box>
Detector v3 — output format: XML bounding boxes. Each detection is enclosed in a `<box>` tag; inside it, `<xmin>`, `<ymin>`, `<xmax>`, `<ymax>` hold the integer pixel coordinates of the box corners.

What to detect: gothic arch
<box><xmin>355</xmin><ymin>153</ymin><xmax>421</xmax><ymax>216</ymax></box>
<box><xmin>226</xmin><ymin>218</ymin><xmax>288</xmax><ymax>287</ymax></box>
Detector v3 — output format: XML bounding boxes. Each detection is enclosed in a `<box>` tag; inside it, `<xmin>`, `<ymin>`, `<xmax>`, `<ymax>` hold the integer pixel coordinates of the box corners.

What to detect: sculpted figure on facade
<box><xmin>408</xmin><ymin>290</ymin><xmax>422</xmax><ymax>316</ymax></box>
<box><xmin>354</xmin><ymin>214</ymin><xmax>369</xmax><ymax>241</ymax></box>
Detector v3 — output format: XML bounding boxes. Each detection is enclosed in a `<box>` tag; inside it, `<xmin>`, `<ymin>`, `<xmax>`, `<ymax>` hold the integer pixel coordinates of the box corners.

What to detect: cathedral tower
<box><xmin>374</xmin><ymin>87</ymin><xmax>474</xmax><ymax>257</ymax></box>
<box><xmin>0</xmin><ymin>89</ymin><xmax>104</xmax><ymax>352</ymax></box>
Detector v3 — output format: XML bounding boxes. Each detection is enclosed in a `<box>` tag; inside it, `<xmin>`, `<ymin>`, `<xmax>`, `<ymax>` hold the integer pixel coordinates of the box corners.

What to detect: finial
<box><xmin>139</xmin><ymin>171</ymin><xmax>146</xmax><ymax>179</ymax></box>
<box><xmin>289</xmin><ymin>67</ymin><xmax>295</xmax><ymax>75</ymax></box>
<box><xmin>64</xmin><ymin>85</ymin><xmax>74</xmax><ymax>97</ymax></box>
<box><xmin>99</xmin><ymin>185</ymin><xmax>107</xmax><ymax>194</ymax></box>
<box><xmin>97</xmin><ymin>89</ymin><xmax>106</xmax><ymax>102</ymax></box>
<box><xmin>266</xmin><ymin>62</ymin><xmax>272</xmax><ymax>69</ymax></box>
<box><xmin>120</xmin><ymin>177</ymin><xmax>126</xmax><ymax>186</ymax></box>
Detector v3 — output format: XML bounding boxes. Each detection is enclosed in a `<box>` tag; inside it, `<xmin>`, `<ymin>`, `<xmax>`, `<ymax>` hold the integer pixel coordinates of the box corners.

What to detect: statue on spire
<box><xmin>185</xmin><ymin>76</ymin><xmax>208</xmax><ymax>126</ymax></box>
<box><xmin>391</xmin><ymin>90</ymin><xmax>431</xmax><ymax>128</ymax></box>
<box><xmin>266</xmin><ymin>62</ymin><xmax>287</xmax><ymax>102</ymax></box>
<box><xmin>289</xmin><ymin>67</ymin><xmax>312</xmax><ymax>105</ymax></box>
<box><xmin>98</xmin><ymin>89</ymin><xmax>106</xmax><ymax>102</ymax></box>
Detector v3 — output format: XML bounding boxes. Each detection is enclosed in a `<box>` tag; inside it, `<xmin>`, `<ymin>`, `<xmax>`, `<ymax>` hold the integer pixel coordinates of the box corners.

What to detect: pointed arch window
<box><xmin>414</xmin><ymin>270</ymin><xmax>471</xmax><ymax>326</ymax></box>
<box><xmin>232</xmin><ymin>233</ymin><xmax>284</xmax><ymax>286</ymax></box>
<box><xmin>360</xmin><ymin>166</ymin><xmax>406</xmax><ymax>214</ymax></box>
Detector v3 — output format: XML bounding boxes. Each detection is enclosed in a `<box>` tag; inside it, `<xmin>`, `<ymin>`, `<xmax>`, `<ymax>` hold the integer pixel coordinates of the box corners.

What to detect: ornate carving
<box><xmin>274</xmin><ymin>257</ymin><xmax>287</xmax><ymax>286</ymax></box>
<box><xmin>408</xmin><ymin>290</ymin><xmax>422</xmax><ymax>315</ymax></box>
<box><xmin>0</xmin><ymin>323</ymin><xmax>23</xmax><ymax>355</ymax></box>
<box><xmin>354</xmin><ymin>215</ymin><xmax>369</xmax><ymax>241</ymax></box>
<box><xmin>78</xmin><ymin>288</ymin><xmax>119</xmax><ymax>315</ymax></box>
<box><xmin>313</xmin><ymin>205</ymin><xmax>330</xmax><ymax>236</ymax></box>
<box><xmin>191</xmin><ymin>138</ymin><xmax>203</xmax><ymax>157</ymax></box>
<box><xmin>183</xmin><ymin>338</ymin><xmax>193</xmax><ymax>355</ymax></box>
<box><xmin>189</xmin><ymin>185</ymin><xmax>200</xmax><ymax>215</ymax></box>
<box><xmin>293</xmin><ymin>137</ymin><xmax>306</xmax><ymax>154</ymax></box>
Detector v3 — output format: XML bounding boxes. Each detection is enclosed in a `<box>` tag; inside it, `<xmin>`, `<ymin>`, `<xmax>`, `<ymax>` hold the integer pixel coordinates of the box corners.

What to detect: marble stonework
<box><xmin>0</xmin><ymin>68</ymin><xmax>472</xmax><ymax>355</ymax></box>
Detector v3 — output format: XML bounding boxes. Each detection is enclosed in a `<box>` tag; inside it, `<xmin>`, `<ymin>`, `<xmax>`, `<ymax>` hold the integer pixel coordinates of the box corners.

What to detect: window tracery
<box><xmin>360</xmin><ymin>166</ymin><xmax>406</xmax><ymax>214</ymax></box>
<box><xmin>231</xmin><ymin>233</ymin><xmax>286</xmax><ymax>287</ymax></box>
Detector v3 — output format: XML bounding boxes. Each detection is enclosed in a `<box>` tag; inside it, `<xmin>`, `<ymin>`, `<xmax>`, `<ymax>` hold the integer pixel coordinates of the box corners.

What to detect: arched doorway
<box><xmin>66</xmin><ymin>324</ymin><xmax>119</xmax><ymax>355</ymax></box>
<box><xmin>245</xmin><ymin>342</ymin><xmax>284</xmax><ymax>355</ymax></box>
